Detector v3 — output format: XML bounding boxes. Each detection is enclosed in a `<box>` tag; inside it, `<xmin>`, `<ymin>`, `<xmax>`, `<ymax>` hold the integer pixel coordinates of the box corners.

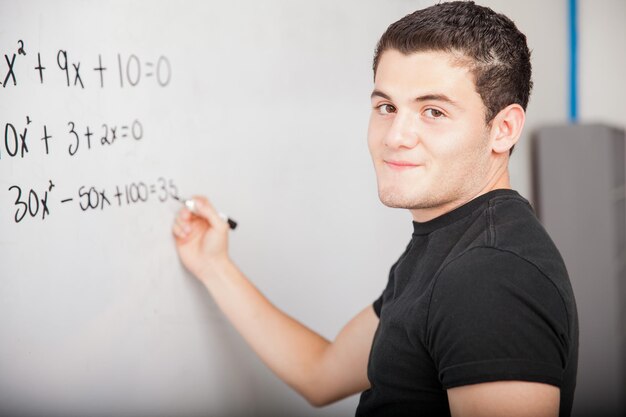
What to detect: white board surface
<box><xmin>0</xmin><ymin>1</ymin><xmax>418</xmax><ymax>416</ymax></box>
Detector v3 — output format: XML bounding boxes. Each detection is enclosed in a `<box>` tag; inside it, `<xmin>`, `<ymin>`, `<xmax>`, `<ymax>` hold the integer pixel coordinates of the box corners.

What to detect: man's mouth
<box><xmin>384</xmin><ymin>160</ymin><xmax>421</xmax><ymax>171</ymax></box>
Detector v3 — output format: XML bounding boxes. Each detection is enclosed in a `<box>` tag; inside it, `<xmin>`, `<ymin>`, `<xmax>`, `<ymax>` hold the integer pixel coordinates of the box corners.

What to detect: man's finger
<box><xmin>190</xmin><ymin>196</ymin><xmax>228</xmax><ymax>231</ymax></box>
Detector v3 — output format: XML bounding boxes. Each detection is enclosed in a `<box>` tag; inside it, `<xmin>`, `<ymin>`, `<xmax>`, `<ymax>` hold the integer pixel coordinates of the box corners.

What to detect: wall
<box><xmin>579</xmin><ymin>0</ymin><xmax>626</xmax><ymax>129</ymax></box>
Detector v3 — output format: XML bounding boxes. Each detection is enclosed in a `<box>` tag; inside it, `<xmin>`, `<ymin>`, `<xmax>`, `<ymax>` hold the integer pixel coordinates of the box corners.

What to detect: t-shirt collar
<box><xmin>412</xmin><ymin>189</ymin><xmax>520</xmax><ymax>236</ymax></box>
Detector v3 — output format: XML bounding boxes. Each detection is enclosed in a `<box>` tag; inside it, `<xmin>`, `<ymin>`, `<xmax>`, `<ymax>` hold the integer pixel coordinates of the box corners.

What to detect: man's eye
<box><xmin>424</xmin><ymin>108</ymin><xmax>445</xmax><ymax>118</ymax></box>
<box><xmin>377</xmin><ymin>104</ymin><xmax>396</xmax><ymax>115</ymax></box>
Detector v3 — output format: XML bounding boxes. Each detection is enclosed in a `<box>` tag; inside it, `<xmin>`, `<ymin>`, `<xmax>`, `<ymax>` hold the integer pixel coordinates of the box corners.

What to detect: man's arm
<box><xmin>430</xmin><ymin>247</ymin><xmax>569</xmax><ymax>417</ymax></box>
<box><xmin>448</xmin><ymin>381</ymin><xmax>559</xmax><ymax>417</ymax></box>
<box><xmin>172</xmin><ymin>196</ymin><xmax>378</xmax><ymax>406</ymax></box>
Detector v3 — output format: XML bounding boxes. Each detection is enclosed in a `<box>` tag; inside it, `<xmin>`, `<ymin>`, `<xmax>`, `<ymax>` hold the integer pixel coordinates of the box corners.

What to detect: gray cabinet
<box><xmin>533</xmin><ymin>124</ymin><xmax>625</xmax><ymax>417</ymax></box>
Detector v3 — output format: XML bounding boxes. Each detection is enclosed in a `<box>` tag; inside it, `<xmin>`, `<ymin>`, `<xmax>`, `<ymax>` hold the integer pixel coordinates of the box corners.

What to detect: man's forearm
<box><xmin>198</xmin><ymin>258</ymin><xmax>333</xmax><ymax>404</ymax></box>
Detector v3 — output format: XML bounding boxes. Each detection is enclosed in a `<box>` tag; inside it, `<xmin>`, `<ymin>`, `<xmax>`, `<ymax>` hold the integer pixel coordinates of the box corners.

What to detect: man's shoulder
<box><xmin>432</xmin><ymin>191</ymin><xmax>574</xmax><ymax>319</ymax></box>
<box><xmin>441</xmin><ymin>190</ymin><xmax>560</xmax><ymax>268</ymax></box>
<box><xmin>483</xmin><ymin>192</ymin><xmax>568</xmax><ymax>281</ymax></box>
<box><xmin>485</xmin><ymin>191</ymin><xmax>547</xmax><ymax>244</ymax></box>
<box><xmin>430</xmin><ymin>190</ymin><xmax>572</xmax><ymax>306</ymax></box>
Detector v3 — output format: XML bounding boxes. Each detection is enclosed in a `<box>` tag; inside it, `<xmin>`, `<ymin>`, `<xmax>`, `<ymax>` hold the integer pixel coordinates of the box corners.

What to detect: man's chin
<box><xmin>378</xmin><ymin>191</ymin><xmax>419</xmax><ymax>210</ymax></box>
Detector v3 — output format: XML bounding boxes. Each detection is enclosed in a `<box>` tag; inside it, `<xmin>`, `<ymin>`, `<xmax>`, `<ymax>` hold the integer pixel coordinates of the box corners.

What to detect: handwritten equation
<box><xmin>1</xmin><ymin>39</ymin><xmax>171</xmax><ymax>89</ymax></box>
<box><xmin>8</xmin><ymin>177</ymin><xmax>179</xmax><ymax>223</ymax></box>
<box><xmin>1</xmin><ymin>115</ymin><xmax>144</xmax><ymax>160</ymax></box>
<box><xmin>3</xmin><ymin>36</ymin><xmax>180</xmax><ymax>225</ymax></box>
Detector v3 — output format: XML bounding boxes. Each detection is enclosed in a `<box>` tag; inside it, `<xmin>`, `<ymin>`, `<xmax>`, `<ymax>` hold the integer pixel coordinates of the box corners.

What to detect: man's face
<box><xmin>368</xmin><ymin>49</ymin><xmax>495</xmax><ymax>221</ymax></box>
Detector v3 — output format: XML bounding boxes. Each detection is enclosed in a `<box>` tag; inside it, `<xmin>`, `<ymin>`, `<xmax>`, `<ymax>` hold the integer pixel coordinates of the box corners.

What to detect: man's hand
<box><xmin>172</xmin><ymin>196</ymin><xmax>230</xmax><ymax>282</ymax></box>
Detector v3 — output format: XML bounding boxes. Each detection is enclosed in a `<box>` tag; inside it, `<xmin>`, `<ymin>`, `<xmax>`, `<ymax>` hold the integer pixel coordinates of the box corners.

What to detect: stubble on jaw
<box><xmin>375</xmin><ymin>131</ymin><xmax>492</xmax><ymax>213</ymax></box>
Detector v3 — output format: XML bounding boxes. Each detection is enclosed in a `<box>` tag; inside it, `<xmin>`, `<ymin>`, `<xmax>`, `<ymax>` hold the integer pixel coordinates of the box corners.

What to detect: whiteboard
<box><xmin>0</xmin><ymin>1</ymin><xmax>418</xmax><ymax>416</ymax></box>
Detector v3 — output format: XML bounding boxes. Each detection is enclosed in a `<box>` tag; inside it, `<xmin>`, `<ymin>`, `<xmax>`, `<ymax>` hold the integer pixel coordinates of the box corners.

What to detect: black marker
<box><xmin>174</xmin><ymin>196</ymin><xmax>237</xmax><ymax>230</ymax></box>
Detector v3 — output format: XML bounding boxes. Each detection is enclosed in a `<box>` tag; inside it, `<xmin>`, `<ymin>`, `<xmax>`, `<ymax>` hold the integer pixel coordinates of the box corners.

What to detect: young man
<box><xmin>172</xmin><ymin>2</ymin><xmax>578</xmax><ymax>416</ymax></box>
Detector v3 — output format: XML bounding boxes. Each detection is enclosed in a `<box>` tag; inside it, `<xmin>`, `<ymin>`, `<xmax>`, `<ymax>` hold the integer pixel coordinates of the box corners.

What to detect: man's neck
<box><xmin>410</xmin><ymin>168</ymin><xmax>512</xmax><ymax>223</ymax></box>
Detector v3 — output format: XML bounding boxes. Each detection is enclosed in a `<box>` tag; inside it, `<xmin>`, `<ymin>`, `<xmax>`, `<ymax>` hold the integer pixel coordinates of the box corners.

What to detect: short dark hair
<box><xmin>373</xmin><ymin>1</ymin><xmax>533</xmax><ymax>124</ymax></box>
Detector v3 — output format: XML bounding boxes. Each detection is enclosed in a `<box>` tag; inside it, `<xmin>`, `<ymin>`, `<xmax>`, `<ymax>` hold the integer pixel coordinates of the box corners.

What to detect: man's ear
<box><xmin>489</xmin><ymin>104</ymin><xmax>526</xmax><ymax>155</ymax></box>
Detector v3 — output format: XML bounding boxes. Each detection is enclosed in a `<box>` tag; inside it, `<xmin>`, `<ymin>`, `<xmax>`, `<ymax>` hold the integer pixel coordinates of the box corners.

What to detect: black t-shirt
<box><xmin>356</xmin><ymin>189</ymin><xmax>578</xmax><ymax>417</ymax></box>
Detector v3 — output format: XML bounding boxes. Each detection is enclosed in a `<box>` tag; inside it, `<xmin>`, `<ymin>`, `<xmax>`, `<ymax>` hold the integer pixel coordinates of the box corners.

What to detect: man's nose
<box><xmin>383</xmin><ymin>111</ymin><xmax>419</xmax><ymax>149</ymax></box>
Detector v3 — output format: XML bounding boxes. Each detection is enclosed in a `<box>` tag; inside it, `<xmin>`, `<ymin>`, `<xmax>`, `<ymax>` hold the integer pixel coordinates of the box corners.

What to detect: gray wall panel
<box><xmin>534</xmin><ymin>125</ymin><xmax>626</xmax><ymax>417</ymax></box>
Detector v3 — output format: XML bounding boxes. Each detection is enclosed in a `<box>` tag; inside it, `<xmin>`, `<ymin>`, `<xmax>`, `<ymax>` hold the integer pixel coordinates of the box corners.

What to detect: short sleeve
<box><xmin>426</xmin><ymin>247</ymin><xmax>571</xmax><ymax>389</ymax></box>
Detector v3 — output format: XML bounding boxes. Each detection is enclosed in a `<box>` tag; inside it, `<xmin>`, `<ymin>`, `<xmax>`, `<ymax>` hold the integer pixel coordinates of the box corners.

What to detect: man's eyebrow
<box><xmin>370</xmin><ymin>89</ymin><xmax>391</xmax><ymax>100</ymax></box>
<box><xmin>370</xmin><ymin>90</ymin><xmax>460</xmax><ymax>108</ymax></box>
<box><xmin>415</xmin><ymin>94</ymin><xmax>460</xmax><ymax>107</ymax></box>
